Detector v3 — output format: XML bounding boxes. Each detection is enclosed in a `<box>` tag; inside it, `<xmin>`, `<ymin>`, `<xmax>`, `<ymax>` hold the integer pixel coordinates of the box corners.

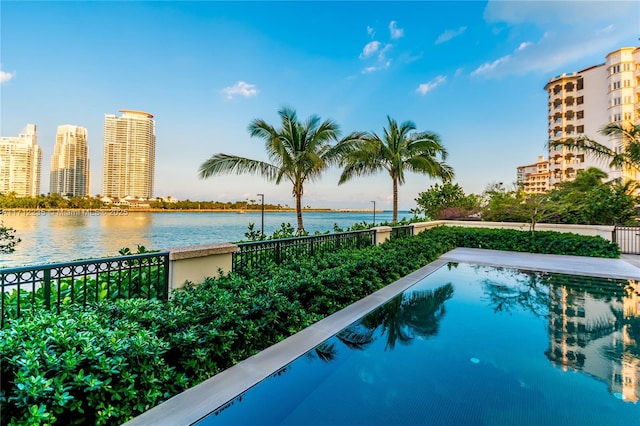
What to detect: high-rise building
<box><xmin>545</xmin><ymin>65</ymin><xmax>609</xmax><ymax>187</ymax></box>
<box><xmin>605</xmin><ymin>47</ymin><xmax>640</xmax><ymax>184</ymax></box>
<box><xmin>50</xmin><ymin>125</ymin><xmax>90</xmax><ymax>197</ymax></box>
<box><xmin>0</xmin><ymin>124</ymin><xmax>42</xmax><ymax>197</ymax></box>
<box><xmin>102</xmin><ymin>110</ymin><xmax>156</xmax><ymax>199</ymax></box>
<box><xmin>516</xmin><ymin>156</ymin><xmax>550</xmax><ymax>194</ymax></box>
<box><xmin>544</xmin><ymin>46</ymin><xmax>640</xmax><ymax>188</ymax></box>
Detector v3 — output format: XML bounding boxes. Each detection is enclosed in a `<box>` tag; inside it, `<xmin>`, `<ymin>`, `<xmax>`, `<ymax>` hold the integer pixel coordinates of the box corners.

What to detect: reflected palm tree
<box><xmin>310</xmin><ymin>342</ymin><xmax>338</xmax><ymax>363</ymax></box>
<box><xmin>357</xmin><ymin>283</ymin><xmax>454</xmax><ymax>350</ymax></box>
<box><xmin>481</xmin><ymin>269</ymin><xmax>550</xmax><ymax>318</ymax></box>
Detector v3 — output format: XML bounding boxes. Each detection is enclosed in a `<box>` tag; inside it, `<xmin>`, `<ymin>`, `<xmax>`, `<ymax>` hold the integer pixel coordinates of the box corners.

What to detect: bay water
<box><xmin>0</xmin><ymin>210</ymin><xmax>407</xmax><ymax>268</ymax></box>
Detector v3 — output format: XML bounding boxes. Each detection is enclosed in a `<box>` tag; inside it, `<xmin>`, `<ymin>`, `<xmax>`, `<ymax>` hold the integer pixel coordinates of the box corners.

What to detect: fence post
<box><xmin>162</xmin><ymin>254</ymin><xmax>170</xmax><ymax>300</ymax></box>
<box><xmin>43</xmin><ymin>269</ymin><xmax>51</xmax><ymax>310</ymax></box>
<box><xmin>373</xmin><ymin>226</ymin><xmax>392</xmax><ymax>245</ymax></box>
<box><xmin>275</xmin><ymin>241</ymin><xmax>282</xmax><ymax>264</ymax></box>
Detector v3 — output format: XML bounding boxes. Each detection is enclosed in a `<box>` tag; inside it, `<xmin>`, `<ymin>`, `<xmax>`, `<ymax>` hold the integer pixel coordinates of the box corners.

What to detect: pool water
<box><xmin>196</xmin><ymin>263</ymin><xmax>640</xmax><ymax>425</ymax></box>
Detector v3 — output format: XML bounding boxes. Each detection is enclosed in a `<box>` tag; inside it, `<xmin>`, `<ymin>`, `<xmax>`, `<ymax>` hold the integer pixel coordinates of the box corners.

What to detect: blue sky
<box><xmin>1</xmin><ymin>1</ymin><xmax>638</xmax><ymax>210</ymax></box>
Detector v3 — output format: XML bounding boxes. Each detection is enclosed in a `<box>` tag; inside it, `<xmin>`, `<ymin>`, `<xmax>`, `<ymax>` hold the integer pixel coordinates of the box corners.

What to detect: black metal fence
<box><xmin>391</xmin><ymin>225</ymin><xmax>414</xmax><ymax>240</ymax></box>
<box><xmin>0</xmin><ymin>252</ymin><xmax>169</xmax><ymax>327</ymax></box>
<box><xmin>613</xmin><ymin>226</ymin><xmax>640</xmax><ymax>255</ymax></box>
<box><xmin>233</xmin><ymin>229</ymin><xmax>377</xmax><ymax>273</ymax></box>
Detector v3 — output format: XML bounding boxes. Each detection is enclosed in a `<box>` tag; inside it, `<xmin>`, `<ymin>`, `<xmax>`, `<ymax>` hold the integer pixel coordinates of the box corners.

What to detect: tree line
<box><xmin>414</xmin><ymin>168</ymin><xmax>638</xmax><ymax>227</ymax></box>
<box><xmin>0</xmin><ymin>193</ymin><xmax>286</xmax><ymax>211</ymax></box>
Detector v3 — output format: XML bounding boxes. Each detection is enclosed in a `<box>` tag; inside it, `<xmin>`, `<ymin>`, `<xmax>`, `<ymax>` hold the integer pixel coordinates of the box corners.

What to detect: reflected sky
<box><xmin>198</xmin><ymin>264</ymin><xmax>640</xmax><ymax>426</ymax></box>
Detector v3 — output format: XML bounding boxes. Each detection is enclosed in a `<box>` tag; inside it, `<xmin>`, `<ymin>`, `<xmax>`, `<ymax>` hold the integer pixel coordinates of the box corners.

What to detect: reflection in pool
<box><xmin>197</xmin><ymin>263</ymin><xmax>640</xmax><ymax>425</ymax></box>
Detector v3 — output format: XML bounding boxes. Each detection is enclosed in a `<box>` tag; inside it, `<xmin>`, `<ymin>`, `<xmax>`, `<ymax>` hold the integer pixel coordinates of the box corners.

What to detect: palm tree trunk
<box><xmin>295</xmin><ymin>189</ymin><xmax>304</xmax><ymax>233</ymax></box>
<box><xmin>392</xmin><ymin>178</ymin><xmax>398</xmax><ymax>223</ymax></box>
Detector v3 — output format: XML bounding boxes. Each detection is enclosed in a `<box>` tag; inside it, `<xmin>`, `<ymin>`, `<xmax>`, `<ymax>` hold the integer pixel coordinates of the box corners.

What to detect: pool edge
<box><xmin>123</xmin><ymin>248</ymin><xmax>640</xmax><ymax>426</ymax></box>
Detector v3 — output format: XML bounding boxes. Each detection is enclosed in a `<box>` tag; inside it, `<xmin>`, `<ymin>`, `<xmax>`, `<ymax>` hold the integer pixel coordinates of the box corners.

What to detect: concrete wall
<box><xmin>165</xmin><ymin>222</ymin><xmax>615</xmax><ymax>291</ymax></box>
<box><xmin>168</xmin><ymin>243</ymin><xmax>238</xmax><ymax>291</ymax></box>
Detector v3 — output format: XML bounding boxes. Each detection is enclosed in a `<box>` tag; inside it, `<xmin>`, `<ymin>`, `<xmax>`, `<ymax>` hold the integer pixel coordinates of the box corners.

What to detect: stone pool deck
<box><xmin>441</xmin><ymin>248</ymin><xmax>640</xmax><ymax>281</ymax></box>
<box><xmin>124</xmin><ymin>248</ymin><xmax>640</xmax><ymax>426</ymax></box>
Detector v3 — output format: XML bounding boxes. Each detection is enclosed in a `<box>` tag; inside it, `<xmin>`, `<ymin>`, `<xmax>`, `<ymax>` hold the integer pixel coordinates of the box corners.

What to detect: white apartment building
<box><xmin>50</xmin><ymin>125</ymin><xmax>90</xmax><ymax>197</ymax></box>
<box><xmin>102</xmin><ymin>110</ymin><xmax>156</xmax><ymax>199</ymax></box>
<box><xmin>545</xmin><ymin>65</ymin><xmax>609</xmax><ymax>186</ymax></box>
<box><xmin>517</xmin><ymin>156</ymin><xmax>550</xmax><ymax>194</ymax></box>
<box><xmin>606</xmin><ymin>47</ymin><xmax>640</xmax><ymax>183</ymax></box>
<box><xmin>0</xmin><ymin>124</ymin><xmax>42</xmax><ymax>197</ymax></box>
<box><xmin>540</xmin><ymin>46</ymin><xmax>639</xmax><ymax>189</ymax></box>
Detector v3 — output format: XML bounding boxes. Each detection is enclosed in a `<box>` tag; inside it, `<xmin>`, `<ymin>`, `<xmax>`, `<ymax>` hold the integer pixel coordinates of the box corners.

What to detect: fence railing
<box><xmin>0</xmin><ymin>252</ymin><xmax>169</xmax><ymax>327</ymax></box>
<box><xmin>233</xmin><ymin>229</ymin><xmax>376</xmax><ymax>274</ymax></box>
<box><xmin>613</xmin><ymin>226</ymin><xmax>640</xmax><ymax>255</ymax></box>
<box><xmin>391</xmin><ymin>225</ymin><xmax>414</xmax><ymax>240</ymax></box>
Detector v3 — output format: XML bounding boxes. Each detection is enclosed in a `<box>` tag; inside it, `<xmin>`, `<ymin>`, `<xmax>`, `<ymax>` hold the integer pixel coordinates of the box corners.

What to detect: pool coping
<box><xmin>123</xmin><ymin>248</ymin><xmax>640</xmax><ymax>426</ymax></box>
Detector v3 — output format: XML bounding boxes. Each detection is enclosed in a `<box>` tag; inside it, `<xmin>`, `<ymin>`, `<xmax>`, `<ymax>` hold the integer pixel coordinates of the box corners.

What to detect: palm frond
<box><xmin>550</xmin><ymin>136</ymin><xmax>624</xmax><ymax>168</ymax></box>
<box><xmin>198</xmin><ymin>154</ymin><xmax>279</xmax><ymax>181</ymax></box>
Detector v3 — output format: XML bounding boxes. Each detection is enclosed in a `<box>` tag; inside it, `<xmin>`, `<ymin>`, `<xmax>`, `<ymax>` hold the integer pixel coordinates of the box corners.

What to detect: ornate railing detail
<box><xmin>233</xmin><ymin>230</ymin><xmax>376</xmax><ymax>273</ymax></box>
<box><xmin>0</xmin><ymin>252</ymin><xmax>169</xmax><ymax>327</ymax></box>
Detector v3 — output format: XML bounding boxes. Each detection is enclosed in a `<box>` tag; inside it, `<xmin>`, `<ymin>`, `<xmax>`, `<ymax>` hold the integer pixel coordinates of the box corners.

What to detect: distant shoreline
<box><xmin>0</xmin><ymin>207</ymin><xmax>383</xmax><ymax>214</ymax></box>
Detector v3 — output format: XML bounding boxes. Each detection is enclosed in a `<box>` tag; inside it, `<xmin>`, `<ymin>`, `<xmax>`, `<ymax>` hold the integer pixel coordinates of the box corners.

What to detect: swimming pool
<box><xmin>195</xmin><ymin>263</ymin><xmax>640</xmax><ymax>425</ymax></box>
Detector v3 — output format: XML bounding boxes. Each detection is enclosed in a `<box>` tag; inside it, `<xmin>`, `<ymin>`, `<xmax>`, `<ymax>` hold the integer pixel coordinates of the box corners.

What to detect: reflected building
<box><xmin>0</xmin><ymin>124</ymin><xmax>42</xmax><ymax>197</ymax></box>
<box><xmin>546</xmin><ymin>279</ymin><xmax>640</xmax><ymax>403</ymax></box>
<box><xmin>50</xmin><ymin>125</ymin><xmax>90</xmax><ymax>197</ymax></box>
<box><xmin>102</xmin><ymin>110</ymin><xmax>155</xmax><ymax>199</ymax></box>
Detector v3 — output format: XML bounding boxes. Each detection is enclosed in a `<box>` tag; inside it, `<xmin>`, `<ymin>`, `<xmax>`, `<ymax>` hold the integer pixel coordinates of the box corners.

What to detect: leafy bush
<box><xmin>1</xmin><ymin>266</ymin><xmax>166</xmax><ymax>328</ymax></box>
<box><xmin>424</xmin><ymin>226</ymin><xmax>620</xmax><ymax>258</ymax></box>
<box><xmin>0</xmin><ymin>304</ymin><xmax>179</xmax><ymax>426</ymax></box>
<box><xmin>0</xmin><ymin>221</ymin><xmax>20</xmax><ymax>254</ymax></box>
<box><xmin>0</xmin><ymin>226</ymin><xmax>619</xmax><ymax>424</ymax></box>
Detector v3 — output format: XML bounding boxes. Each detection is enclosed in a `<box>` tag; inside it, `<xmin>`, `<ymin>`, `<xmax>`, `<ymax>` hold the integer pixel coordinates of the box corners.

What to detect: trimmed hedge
<box><xmin>0</xmin><ymin>227</ymin><xmax>619</xmax><ymax>424</ymax></box>
<box><xmin>426</xmin><ymin>226</ymin><xmax>620</xmax><ymax>258</ymax></box>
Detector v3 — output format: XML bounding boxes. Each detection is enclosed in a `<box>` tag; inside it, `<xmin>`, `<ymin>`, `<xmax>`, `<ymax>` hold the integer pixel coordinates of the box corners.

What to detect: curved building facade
<box><xmin>102</xmin><ymin>110</ymin><xmax>155</xmax><ymax>199</ymax></box>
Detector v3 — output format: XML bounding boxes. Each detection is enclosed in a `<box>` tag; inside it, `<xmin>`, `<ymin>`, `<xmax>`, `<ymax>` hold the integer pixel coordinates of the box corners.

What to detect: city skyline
<box><xmin>1</xmin><ymin>1</ymin><xmax>638</xmax><ymax>209</ymax></box>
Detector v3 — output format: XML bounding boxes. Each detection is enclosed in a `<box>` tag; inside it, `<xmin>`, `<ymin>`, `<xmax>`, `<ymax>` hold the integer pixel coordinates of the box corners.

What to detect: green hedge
<box><xmin>427</xmin><ymin>226</ymin><xmax>620</xmax><ymax>258</ymax></box>
<box><xmin>0</xmin><ymin>227</ymin><xmax>619</xmax><ymax>424</ymax></box>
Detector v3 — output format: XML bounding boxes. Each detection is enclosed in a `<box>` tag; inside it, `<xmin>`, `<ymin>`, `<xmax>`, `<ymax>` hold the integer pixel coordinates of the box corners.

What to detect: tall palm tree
<box><xmin>199</xmin><ymin>107</ymin><xmax>356</xmax><ymax>232</ymax></box>
<box><xmin>552</xmin><ymin>121</ymin><xmax>640</xmax><ymax>174</ymax></box>
<box><xmin>338</xmin><ymin>116</ymin><xmax>454</xmax><ymax>223</ymax></box>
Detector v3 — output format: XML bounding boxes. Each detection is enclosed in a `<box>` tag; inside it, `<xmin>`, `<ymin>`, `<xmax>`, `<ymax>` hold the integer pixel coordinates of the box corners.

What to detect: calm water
<box><xmin>0</xmin><ymin>210</ymin><xmax>405</xmax><ymax>267</ymax></box>
<box><xmin>199</xmin><ymin>264</ymin><xmax>640</xmax><ymax>425</ymax></box>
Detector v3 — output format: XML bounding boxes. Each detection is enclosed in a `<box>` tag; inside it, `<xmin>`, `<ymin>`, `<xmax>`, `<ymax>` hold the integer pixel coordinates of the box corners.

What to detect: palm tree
<box><xmin>552</xmin><ymin>121</ymin><xmax>640</xmax><ymax>174</ymax></box>
<box><xmin>338</xmin><ymin>116</ymin><xmax>454</xmax><ymax>223</ymax></box>
<box><xmin>199</xmin><ymin>107</ymin><xmax>357</xmax><ymax>232</ymax></box>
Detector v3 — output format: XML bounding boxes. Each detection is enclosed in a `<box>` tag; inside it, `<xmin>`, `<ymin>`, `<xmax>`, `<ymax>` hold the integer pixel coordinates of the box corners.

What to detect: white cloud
<box><xmin>416</xmin><ymin>75</ymin><xmax>447</xmax><ymax>95</ymax></box>
<box><xmin>0</xmin><ymin>69</ymin><xmax>15</xmax><ymax>84</ymax></box>
<box><xmin>378</xmin><ymin>43</ymin><xmax>393</xmax><ymax>61</ymax></box>
<box><xmin>360</xmin><ymin>41</ymin><xmax>381</xmax><ymax>59</ymax></box>
<box><xmin>435</xmin><ymin>26</ymin><xmax>467</xmax><ymax>44</ymax></box>
<box><xmin>362</xmin><ymin>61</ymin><xmax>391</xmax><ymax>74</ymax></box>
<box><xmin>477</xmin><ymin>0</ymin><xmax>640</xmax><ymax>78</ymax></box>
<box><xmin>367</xmin><ymin>26</ymin><xmax>375</xmax><ymax>37</ymax></box>
<box><xmin>597</xmin><ymin>24</ymin><xmax>614</xmax><ymax>34</ymax></box>
<box><xmin>389</xmin><ymin>21</ymin><xmax>404</xmax><ymax>39</ymax></box>
<box><xmin>471</xmin><ymin>55</ymin><xmax>511</xmax><ymax>76</ymax></box>
<box><xmin>516</xmin><ymin>41</ymin><xmax>532</xmax><ymax>51</ymax></box>
<box><xmin>483</xmin><ymin>0</ymin><xmax>632</xmax><ymax>25</ymax></box>
<box><xmin>222</xmin><ymin>81</ymin><xmax>258</xmax><ymax>99</ymax></box>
